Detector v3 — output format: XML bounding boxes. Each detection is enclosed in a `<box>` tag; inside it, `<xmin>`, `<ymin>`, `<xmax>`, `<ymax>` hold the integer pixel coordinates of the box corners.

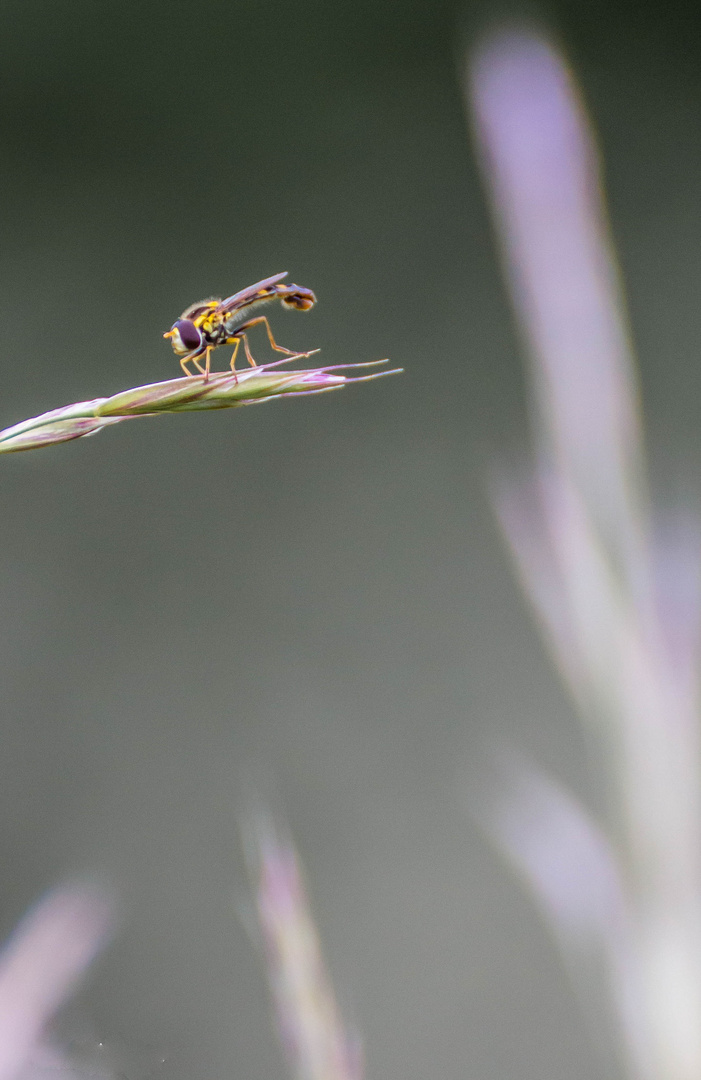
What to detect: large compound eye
<box><xmin>174</xmin><ymin>319</ymin><xmax>203</xmax><ymax>351</ymax></box>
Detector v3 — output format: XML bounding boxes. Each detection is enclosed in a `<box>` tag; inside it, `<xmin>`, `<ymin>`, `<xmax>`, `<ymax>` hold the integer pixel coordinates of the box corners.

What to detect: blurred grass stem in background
<box><xmin>0</xmin><ymin>884</ymin><xmax>113</xmax><ymax>1080</ymax></box>
<box><xmin>468</xmin><ymin>26</ymin><xmax>701</xmax><ymax>1080</ymax></box>
<box><xmin>244</xmin><ymin>813</ymin><xmax>362</xmax><ymax>1080</ymax></box>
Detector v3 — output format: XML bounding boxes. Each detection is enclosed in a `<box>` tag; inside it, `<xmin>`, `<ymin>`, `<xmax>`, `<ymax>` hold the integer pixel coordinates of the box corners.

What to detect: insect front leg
<box><xmin>181</xmin><ymin>352</ymin><xmax>206</xmax><ymax>377</ymax></box>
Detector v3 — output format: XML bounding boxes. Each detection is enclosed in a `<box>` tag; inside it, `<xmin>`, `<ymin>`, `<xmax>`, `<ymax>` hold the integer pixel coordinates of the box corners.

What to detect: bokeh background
<box><xmin>0</xmin><ymin>1</ymin><xmax>699</xmax><ymax>1078</ymax></box>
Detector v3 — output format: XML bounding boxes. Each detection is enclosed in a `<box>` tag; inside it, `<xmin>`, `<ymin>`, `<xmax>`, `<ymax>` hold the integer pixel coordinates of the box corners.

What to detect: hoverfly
<box><xmin>163</xmin><ymin>272</ymin><xmax>316</xmax><ymax>378</ymax></box>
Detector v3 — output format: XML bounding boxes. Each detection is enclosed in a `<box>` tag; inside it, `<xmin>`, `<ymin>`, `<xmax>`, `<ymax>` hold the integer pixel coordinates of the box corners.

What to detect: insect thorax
<box><xmin>202</xmin><ymin>320</ymin><xmax>231</xmax><ymax>347</ymax></box>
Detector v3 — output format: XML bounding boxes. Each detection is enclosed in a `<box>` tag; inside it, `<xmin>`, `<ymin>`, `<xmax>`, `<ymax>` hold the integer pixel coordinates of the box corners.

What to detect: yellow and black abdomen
<box><xmin>221</xmin><ymin>282</ymin><xmax>316</xmax><ymax>337</ymax></box>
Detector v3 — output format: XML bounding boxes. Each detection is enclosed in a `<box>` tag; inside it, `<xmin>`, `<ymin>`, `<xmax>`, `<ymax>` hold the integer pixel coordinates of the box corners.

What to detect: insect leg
<box><xmin>241</xmin><ymin>333</ymin><xmax>258</xmax><ymax>368</ymax></box>
<box><xmin>234</xmin><ymin>315</ymin><xmax>300</xmax><ymax>363</ymax></box>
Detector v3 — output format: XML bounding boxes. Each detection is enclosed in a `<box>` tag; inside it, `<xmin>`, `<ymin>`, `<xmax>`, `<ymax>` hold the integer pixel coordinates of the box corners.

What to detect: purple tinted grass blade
<box><xmin>0</xmin><ymin>884</ymin><xmax>114</xmax><ymax>1080</ymax></box>
<box><xmin>484</xmin><ymin>756</ymin><xmax>650</xmax><ymax>1079</ymax></box>
<box><xmin>97</xmin><ymin>359</ymin><xmax>400</xmax><ymax>415</ymax></box>
<box><xmin>470</xmin><ymin>31</ymin><xmax>649</xmax><ymax>604</ymax></box>
<box><xmin>0</xmin><ymin>419</ymin><xmax>109</xmax><ymax>452</ymax></box>
<box><xmin>235</xmin><ymin>364</ymin><xmax>403</xmax><ymax>407</ymax></box>
<box><xmin>244</xmin><ymin>815</ymin><xmax>362</xmax><ymax>1080</ymax></box>
<box><xmin>0</xmin><ymin>359</ymin><xmax>400</xmax><ymax>453</ymax></box>
<box><xmin>487</xmin><ymin>757</ymin><xmax>629</xmax><ymax>944</ymax></box>
<box><xmin>468</xmin><ymin>25</ymin><xmax>701</xmax><ymax>1080</ymax></box>
<box><xmin>0</xmin><ymin>400</ymin><xmax>116</xmax><ymax>453</ymax></box>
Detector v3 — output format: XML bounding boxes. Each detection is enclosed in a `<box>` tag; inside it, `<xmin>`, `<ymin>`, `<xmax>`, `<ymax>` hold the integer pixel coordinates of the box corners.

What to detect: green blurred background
<box><xmin>0</xmin><ymin>1</ymin><xmax>700</xmax><ymax>1077</ymax></box>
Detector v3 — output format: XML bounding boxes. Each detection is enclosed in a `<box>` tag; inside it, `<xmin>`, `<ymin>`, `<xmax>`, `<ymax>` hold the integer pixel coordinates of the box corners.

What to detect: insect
<box><xmin>163</xmin><ymin>272</ymin><xmax>316</xmax><ymax>378</ymax></box>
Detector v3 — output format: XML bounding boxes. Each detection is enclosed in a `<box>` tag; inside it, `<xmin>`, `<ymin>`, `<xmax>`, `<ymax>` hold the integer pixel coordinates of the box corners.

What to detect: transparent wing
<box><xmin>216</xmin><ymin>272</ymin><xmax>289</xmax><ymax>315</ymax></box>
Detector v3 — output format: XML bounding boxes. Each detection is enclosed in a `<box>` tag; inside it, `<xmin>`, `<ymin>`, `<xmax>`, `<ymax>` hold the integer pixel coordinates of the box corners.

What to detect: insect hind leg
<box><xmin>233</xmin><ymin>315</ymin><xmax>301</xmax><ymax>366</ymax></box>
